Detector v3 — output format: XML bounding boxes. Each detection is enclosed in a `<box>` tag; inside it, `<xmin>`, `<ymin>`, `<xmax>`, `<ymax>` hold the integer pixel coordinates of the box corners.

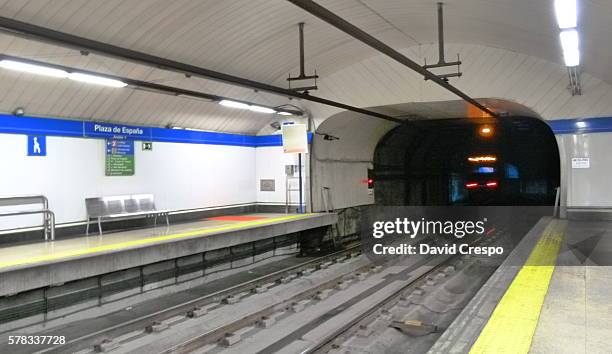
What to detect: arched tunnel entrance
<box><xmin>372</xmin><ymin>116</ymin><xmax>560</xmax><ymax>206</ymax></box>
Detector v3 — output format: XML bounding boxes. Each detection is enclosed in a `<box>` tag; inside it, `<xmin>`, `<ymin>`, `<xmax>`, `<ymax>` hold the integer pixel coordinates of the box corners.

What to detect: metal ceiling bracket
<box><xmin>287</xmin><ymin>22</ymin><xmax>319</xmax><ymax>93</ymax></box>
<box><xmin>286</xmin><ymin>0</ymin><xmax>497</xmax><ymax>118</ymax></box>
<box><xmin>567</xmin><ymin>66</ymin><xmax>582</xmax><ymax>96</ymax></box>
<box><xmin>423</xmin><ymin>3</ymin><xmax>462</xmax><ymax>82</ymax></box>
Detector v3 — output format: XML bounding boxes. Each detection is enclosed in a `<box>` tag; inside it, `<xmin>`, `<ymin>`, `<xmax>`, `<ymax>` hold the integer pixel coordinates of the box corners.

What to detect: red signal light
<box><xmin>485</xmin><ymin>181</ymin><xmax>498</xmax><ymax>188</ymax></box>
<box><xmin>466</xmin><ymin>182</ymin><xmax>479</xmax><ymax>189</ymax></box>
<box><xmin>367</xmin><ymin>178</ymin><xmax>374</xmax><ymax>189</ymax></box>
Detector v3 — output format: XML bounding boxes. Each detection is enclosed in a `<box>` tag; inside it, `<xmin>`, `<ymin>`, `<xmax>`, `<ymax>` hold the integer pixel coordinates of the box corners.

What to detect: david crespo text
<box><xmin>371</xmin><ymin>242</ymin><xmax>504</xmax><ymax>256</ymax></box>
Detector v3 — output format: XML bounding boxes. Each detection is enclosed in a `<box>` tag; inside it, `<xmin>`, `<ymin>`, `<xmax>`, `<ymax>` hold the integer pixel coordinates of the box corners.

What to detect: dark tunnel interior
<box><xmin>373</xmin><ymin>116</ymin><xmax>560</xmax><ymax>206</ymax></box>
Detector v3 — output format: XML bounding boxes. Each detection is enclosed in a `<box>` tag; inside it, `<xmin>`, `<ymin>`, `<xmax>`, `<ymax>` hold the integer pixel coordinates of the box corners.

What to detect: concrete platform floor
<box><xmin>0</xmin><ymin>213</ymin><xmax>306</xmax><ymax>271</ymax></box>
<box><xmin>430</xmin><ymin>218</ymin><xmax>612</xmax><ymax>354</ymax></box>
<box><xmin>530</xmin><ymin>220</ymin><xmax>612</xmax><ymax>354</ymax></box>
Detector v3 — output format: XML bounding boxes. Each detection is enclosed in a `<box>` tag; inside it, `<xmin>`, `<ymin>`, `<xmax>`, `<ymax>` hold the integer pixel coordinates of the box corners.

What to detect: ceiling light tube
<box><xmin>68</xmin><ymin>72</ymin><xmax>127</xmax><ymax>87</ymax></box>
<box><xmin>560</xmin><ymin>29</ymin><xmax>580</xmax><ymax>67</ymax></box>
<box><xmin>248</xmin><ymin>105</ymin><xmax>276</xmax><ymax>114</ymax></box>
<box><xmin>0</xmin><ymin>59</ymin><xmax>68</xmax><ymax>78</ymax></box>
<box><xmin>554</xmin><ymin>0</ymin><xmax>577</xmax><ymax>29</ymax></box>
<box><xmin>277</xmin><ymin>111</ymin><xmax>293</xmax><ymax>116</ymax></box>
<box><xmin>219</xmin><ymin>99</ymin><xmax>250</xmax><ymax>109</ymax></box>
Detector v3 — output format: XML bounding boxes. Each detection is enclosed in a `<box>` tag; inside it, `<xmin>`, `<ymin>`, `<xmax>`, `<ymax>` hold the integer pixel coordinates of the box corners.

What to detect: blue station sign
<box><xmin>84</xmin><ymin>122</ymin><xmax>151</xmax><ymax>139</ymax></box>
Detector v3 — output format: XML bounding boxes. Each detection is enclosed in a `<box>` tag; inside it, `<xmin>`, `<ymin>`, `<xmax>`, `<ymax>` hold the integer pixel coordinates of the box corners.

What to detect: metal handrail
<box><xmin>0</xmin><ymin>195</ymin><xmax>55</xmax><ymax>240</ymax></box>
<box><xmin>553</xmin><ymin>187</ymin><xmax>561</xmax><ymax>218</ymax></box>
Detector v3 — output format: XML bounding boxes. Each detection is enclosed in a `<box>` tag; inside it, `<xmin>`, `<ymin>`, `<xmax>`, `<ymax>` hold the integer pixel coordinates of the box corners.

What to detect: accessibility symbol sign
<box><xmin>27</xmin><ymin>135</ymin><xmax>46</xmax><ymax>156</ymax></box>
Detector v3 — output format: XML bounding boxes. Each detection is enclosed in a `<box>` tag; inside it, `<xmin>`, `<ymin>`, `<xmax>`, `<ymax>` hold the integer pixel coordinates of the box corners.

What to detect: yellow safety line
<box><xmin>0</xmin><ymin>214</ymin><xmax>313</xmax><ymax>270</ymax></box>
<box><xmin>469</xmin><ymin>220</ymin><xmax>565</xmax><ymax>354</ymax></box>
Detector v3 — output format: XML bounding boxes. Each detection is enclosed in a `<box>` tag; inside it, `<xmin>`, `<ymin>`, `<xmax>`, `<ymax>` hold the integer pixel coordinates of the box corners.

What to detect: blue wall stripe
<box><xmin>2</xmin><ymin>113</ymin><xmax>610</xmax><ymax>145</ymax></box>
<box><xmin>0</xmin><ymin>114</ymin><xmax>314</xmax><ymax>147</ymax></box>
<box><xmin>547</xmin><ymin>116</ymin><xmax>612</xmax><ymax>134</ymax></box>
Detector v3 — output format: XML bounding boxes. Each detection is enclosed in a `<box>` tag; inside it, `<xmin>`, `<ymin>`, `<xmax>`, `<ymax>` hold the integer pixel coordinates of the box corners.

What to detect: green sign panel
<box><xmin>105</xmin><ymin>139</ymin><xmax>135</xmax><ymax>176</ymax></box>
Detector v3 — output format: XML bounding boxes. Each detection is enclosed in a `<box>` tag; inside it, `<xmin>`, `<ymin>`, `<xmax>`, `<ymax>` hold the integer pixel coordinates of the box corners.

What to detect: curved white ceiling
<box><xmin>0</xmin><ymin>0</ymin><xmax>609</xmax><ymax>133</ymax></box>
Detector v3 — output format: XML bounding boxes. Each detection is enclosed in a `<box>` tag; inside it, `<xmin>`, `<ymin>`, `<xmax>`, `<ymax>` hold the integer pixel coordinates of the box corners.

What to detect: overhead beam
<box><xmin>0</xmin><ymin>16</ymin><xmax>402</xmax><ymax>123</ymax></box>
<box><xmin>0</xmin><ymin>54</ymin><xmax>305</xmax><ymax>116</ymax></box>
<box><xmin>285</xmin><ymin>0</ymin><xmax>498</xmax><ymax>118</ymax></box>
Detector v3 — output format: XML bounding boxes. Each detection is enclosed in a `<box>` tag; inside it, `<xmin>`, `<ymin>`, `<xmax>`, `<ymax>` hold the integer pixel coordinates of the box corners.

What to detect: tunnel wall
<box><xmin>556</xmin><ymin>132</ymin><xmax>612</xmax><ymax>207</ymax></box>
<box><xmin>308</xmin><ymin>44</ymin><xmax>612</xmax><ymax>211</ymax></box>
<box><xmin>312</xmin><ymin>114</ymin><xmax>612</xmax><ymax>211</ymax></box>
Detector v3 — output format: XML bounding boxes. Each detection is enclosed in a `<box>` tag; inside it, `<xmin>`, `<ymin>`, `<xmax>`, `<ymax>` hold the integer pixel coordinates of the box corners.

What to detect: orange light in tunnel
<box><xmin>479</xmin><ymin>125</ymin><xmax>494</xmax><ymax>137</ymax></box>
<box><xmin>468</xmin><ymin>156</ymin><xmax>497</xmax><ymax>163</ymax></box>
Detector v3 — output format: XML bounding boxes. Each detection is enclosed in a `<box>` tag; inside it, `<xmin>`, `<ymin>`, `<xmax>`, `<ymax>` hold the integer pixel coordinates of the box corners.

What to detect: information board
<box><xmin>571</xmin><ymin>157</ymin><xmax>590</xmax><ymax>169</ymax></box>
<box><xmin>105</xmin><ymin>139</ymin><xmax>134</xmax><ymax>176</ymax></box>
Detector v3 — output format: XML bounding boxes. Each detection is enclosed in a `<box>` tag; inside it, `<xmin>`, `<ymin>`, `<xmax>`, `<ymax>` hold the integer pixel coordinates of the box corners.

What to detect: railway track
<box><xmin>30</xmin><ymin>243</ymin><xmax>365</xmax><ymax>354</ymax></box>
<box><xmin>34</xmin><ymin>228</ymin><xmax>507</xmax><ymax>354</ymax></box>
<box><xmin>305</xmin><ymin>230</ymin><xmax>506</xmax><ymax>354</ymax></box>
<box><xmin>181</xmin><ymin>229</ymin><xmax>505</xmax><ymax>354</ymax></box>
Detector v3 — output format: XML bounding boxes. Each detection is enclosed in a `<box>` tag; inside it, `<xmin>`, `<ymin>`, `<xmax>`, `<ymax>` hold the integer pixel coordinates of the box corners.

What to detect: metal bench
<box><xmin>85</xmin><ymin>194</ymin><xmax>169</xmax><ymax>235</ymax></box>
<box><xmin>0</xmin><ymin>195</ymin><xmax>56</xmax><ymax>240</ymax></box>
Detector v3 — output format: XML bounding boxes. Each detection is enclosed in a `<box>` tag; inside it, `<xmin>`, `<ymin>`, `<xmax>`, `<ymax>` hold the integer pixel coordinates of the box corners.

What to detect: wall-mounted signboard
<box><xmin>105</xmin><ymin>139</ymin><xmax>134</xmax><ymax>176</ymax></box>
<box><xmin>142</xmin><ymin>141</ymin><xmax>153</xmax><ymax>151</ymax></box>
<box><xmin>281</xmin><ymin>123</ymin><xmax>308</xmax><ymax>154</ymax></box>
<box><xmin>571</xmin><ymin>157</ymin><xmax>590</xmax><ymax>169</ymax></box>
<box><xmin>84</xmin><ymin>122</ymin><xmax>151</xmax><ymax>140</ymax></box>
<box><xmin>27</xmin><ymin>135</ymin><xmax>46</xmax><ymax>156</ymax></box>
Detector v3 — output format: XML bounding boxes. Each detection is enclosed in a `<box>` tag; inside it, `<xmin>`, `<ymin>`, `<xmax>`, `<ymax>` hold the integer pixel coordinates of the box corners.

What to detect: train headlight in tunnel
<box><xmin>479</xmin><ymin>125</ymin><xmax>494</xmax><ymax>137</ymax></box>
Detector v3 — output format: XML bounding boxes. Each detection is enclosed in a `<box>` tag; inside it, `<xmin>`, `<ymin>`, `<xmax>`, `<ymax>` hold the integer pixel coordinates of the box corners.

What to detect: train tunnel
<box><xmin>1</xmin><ymin>1</ymin><xmax>612</xmax><ymax>353</ymax></box>
<box><xmin>373</xmin><ymin>117</ymin><xmax>561</xmax><ymax>206</ymax></box>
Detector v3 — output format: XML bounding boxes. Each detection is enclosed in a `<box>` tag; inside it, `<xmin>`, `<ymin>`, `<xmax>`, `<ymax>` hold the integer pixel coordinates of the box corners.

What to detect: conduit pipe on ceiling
<box><xmin>0</xmin><ymin>16</ymin><xmax>401</xmax><ymax>123</ymax></box>
<box><xmin>285</xmin><ymin>0</ymin><xmax>498</xmax><ymax>118</ymax></box>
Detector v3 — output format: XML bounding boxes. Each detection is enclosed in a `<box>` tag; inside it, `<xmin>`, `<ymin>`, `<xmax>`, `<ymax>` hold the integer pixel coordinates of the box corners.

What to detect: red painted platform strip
<box><xmin>207</xmin><ymin>215</ymin><xmax>268</xmax><ymax>222</ymax></box>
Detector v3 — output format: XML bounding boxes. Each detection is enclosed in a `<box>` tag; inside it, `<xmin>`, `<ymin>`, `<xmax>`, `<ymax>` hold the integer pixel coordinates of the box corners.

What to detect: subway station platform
<box><xmin>429</xmin><ymin>217</ymin><xmax>612</xmax><ymax>354</ymax></box>
<box><xmin>0</xmin><ymin>212</ymin><xmax>337</xmax><ymax>297</ymax></box>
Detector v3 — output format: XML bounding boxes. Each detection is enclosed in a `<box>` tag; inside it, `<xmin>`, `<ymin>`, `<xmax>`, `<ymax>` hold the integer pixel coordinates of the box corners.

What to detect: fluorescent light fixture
<box><xmin>185</xmin><ymin>127</ymin><xmax>213</xmax><ymax>132</ymax></box>
<box><xmin>219</xmin><ymin>99</ymin><xmax>250</xmax><ymax>109</ymax></box>
<box><xmin>68</xmin><ymin>72</ymin><xmax>127</xmax><ymax>87</ymax></box>
<box><xmin>0</xmin><ymin>59</ymin><xmax>68</xmax><ymax>78</ymax></box>
<box><xmin>248</xmin><ymin>105</ymin><xmax>276</xmax><ymax>114</ymax></box>
<box><xmin>560</xmin><ymin>29</ymin><xmax>580</xmax><ymax>67</ymax></box>
<box><xmin>554</xmin><ymin>0</ymin><xmax>577</xmax><ymax>29</ymax></box>
<box><xmin>575</xmin><ymin>121</ymin><xmax>587</xmax><ymax>128</ymax></box>
<box><xmin>277</xmin><ymin>111</ymin><xmax>293</xmax><ymax>116</ymax></box>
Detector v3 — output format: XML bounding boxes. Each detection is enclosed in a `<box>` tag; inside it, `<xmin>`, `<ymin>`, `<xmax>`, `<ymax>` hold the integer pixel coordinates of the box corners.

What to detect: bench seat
<box><xmin>85</xmin><ymin>194</ymin><xmax>169</xmax><ymax>235</ymax></box>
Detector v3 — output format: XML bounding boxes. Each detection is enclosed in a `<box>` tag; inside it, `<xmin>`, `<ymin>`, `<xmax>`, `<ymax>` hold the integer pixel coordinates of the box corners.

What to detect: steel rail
<box><xmin>301</xmin><ymin>230</ymin><xmax>499</xmax><ymax>354</ymax></box>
